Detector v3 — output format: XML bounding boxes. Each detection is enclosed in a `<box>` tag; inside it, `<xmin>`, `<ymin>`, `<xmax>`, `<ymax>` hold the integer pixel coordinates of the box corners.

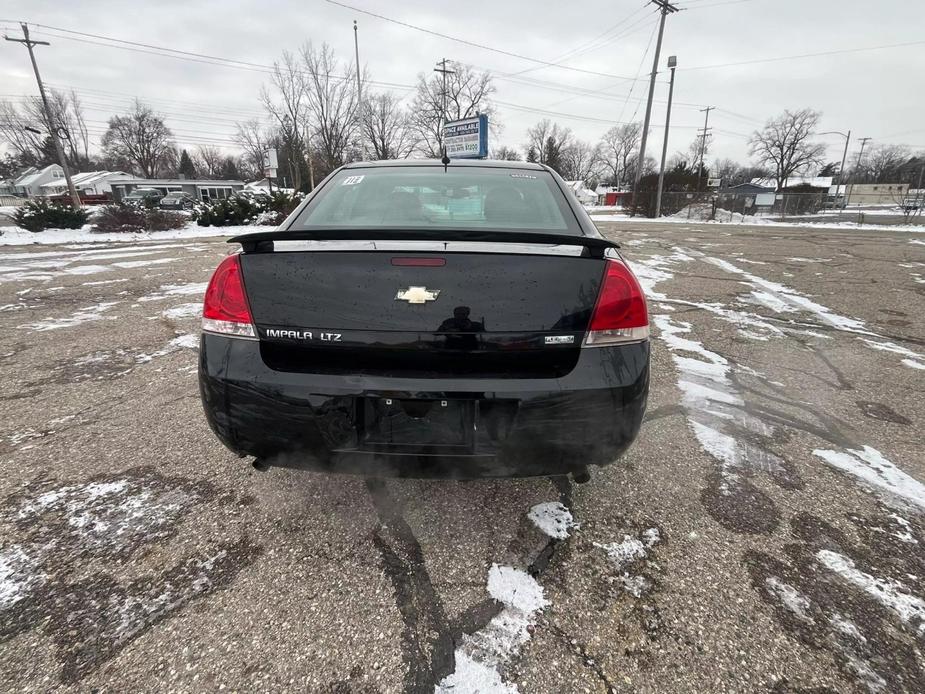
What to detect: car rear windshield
<box><xmin>291</xmin><ymin>166</ymin><xmax>580</xmax><ymax>233</ymax></box>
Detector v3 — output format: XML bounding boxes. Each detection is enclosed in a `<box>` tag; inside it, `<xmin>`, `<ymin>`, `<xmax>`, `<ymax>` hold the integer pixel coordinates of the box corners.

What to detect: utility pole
<box><xmin>434</xmin><ymin>58</ymin><xmax>455</xmax><ymax>152</ymax></box>
<box><xmin>655</xmin><ymin>55</ymin><xmax>677</xmax><ymax>218</ymax></box>
<box><xmin>696</xmin><ymin>106</ymin><xmax>715</xmax><ymax>191</ymax></box>
<box><xmin>5</xmin><ymin>23</ymin><xmax>81</xmax><ymax>209</ymax></box>
<box><xmin>631</xmin><ymin>0</ymin><xmax>679</xmax><ymax>215</ymax></box>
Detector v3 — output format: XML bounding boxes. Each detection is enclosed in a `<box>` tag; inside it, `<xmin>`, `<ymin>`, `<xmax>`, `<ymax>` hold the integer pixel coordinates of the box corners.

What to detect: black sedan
<box><xmin>198</xmin><ymin>160</ymin><xmax>649</xmax><ymax>480</ymax></box>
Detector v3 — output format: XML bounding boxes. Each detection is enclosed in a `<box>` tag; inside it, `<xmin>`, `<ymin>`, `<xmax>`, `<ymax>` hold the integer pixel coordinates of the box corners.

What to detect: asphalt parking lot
<box><xmin>1</xmin><ymin>222</ymin><xmax>924</xmax><ymax>693</ymax></box>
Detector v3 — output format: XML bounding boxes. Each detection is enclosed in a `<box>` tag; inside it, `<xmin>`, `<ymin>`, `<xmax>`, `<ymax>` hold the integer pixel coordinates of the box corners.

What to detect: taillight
<box><xmin>202</xmin><ymin>254</ymin><xmax>256</xmax><ymax>338</ymax></box>
<box><xmin>584</xmin><ymin>259</ymin><xmax>649</xmax><ymax>347</ymax></box>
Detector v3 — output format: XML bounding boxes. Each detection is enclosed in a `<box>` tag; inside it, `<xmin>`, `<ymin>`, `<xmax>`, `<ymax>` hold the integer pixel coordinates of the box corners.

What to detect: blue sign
<box><xmin>443</xmin><ymin>114</ymin><xmax>488</xmax><ymax>159</ymax></box>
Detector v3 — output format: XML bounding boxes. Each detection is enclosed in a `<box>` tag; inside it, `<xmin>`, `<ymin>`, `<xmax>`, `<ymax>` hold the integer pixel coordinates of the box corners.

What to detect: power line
<box><xmin>529</xmin><ymin>2</ymin><xmax>653</xmax><ymax>69</ymax></box>
<box><xmin>683</xmin><ymin>39</ymin><xmax>925</xmax><ymax>71</ymax></box>
<box><xmin>322</xmin><ymin>0</ymin><xmax>656</xmax><ymax>82</ymax></box>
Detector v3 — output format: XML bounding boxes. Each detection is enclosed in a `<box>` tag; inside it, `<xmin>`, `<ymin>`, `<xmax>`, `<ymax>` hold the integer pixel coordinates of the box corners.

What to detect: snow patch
<box><xmin>817</xmin><ymin>550</ymin><xmax>925</xmax><ymax>632</ymax></box>
<box><xmin>436</xmin><ymin>565</ymin><xmax>548</xmax><ymax>694</ymax></box>
<box><xmin>812</xmin><ymin>446</ymin><xmax>925</xmax><ymax>510</ymax></box>
<box><xmin>17</xmin><ymin>301</ymin><xmax>119</xmax><ymax>332</ymax></box>
<box><xmin>528</xmin><ymin>502</ymin><xmax>576</xmax><ymax>540</ymax></box>
<box><xmin>765</xmin><ymin>576</ymin><xmax>814</xmax><ymax>623</ymax></box>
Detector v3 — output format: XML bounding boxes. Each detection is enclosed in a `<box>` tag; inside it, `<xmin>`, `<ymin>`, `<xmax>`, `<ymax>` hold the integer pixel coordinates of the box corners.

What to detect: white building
<box><xmin>40</xmin><ymin>171</ymin><xmax>131</xmax><ymax>198</ymax></box>
<box><xmin>564</xmin><ymin>180</ymin><xmax>598</xmax><ymax>205</ymax></box>
<box><xmin>7</xmin><ymin>164</ymin><xmax>64</xmax><ymax>197</ymax></box>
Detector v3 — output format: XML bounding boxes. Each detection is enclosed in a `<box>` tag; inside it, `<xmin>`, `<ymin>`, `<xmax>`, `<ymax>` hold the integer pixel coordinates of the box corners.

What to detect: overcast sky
<box><xmin>2</xmin><ymin>0</ymin><xmax>924</xmax><ymax>169</ymax></box>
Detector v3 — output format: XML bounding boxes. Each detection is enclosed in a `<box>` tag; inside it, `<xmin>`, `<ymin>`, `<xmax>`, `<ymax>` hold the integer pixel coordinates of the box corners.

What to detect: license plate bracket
<box><xmin>359</xmin><ymin>398</ymin><xmax>475</xmax><ymax>451</ymax></box>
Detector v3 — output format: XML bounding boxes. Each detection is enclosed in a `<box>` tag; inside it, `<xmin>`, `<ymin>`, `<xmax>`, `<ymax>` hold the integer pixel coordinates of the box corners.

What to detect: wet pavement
<box><xmin>0</xmin><ymin>222</ymin><xmax>923</xmax><ymax>692</ymax></box>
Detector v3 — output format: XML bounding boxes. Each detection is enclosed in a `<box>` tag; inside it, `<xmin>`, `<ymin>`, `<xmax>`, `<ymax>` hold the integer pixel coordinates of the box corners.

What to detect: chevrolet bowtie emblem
<box><xmin>395</xmin><ymin>286</ymin><xmax>440</xmax><ymax>304</ymax></box>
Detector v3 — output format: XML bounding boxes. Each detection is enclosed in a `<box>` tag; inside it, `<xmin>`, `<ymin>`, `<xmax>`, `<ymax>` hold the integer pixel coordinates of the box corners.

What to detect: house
<box><xmin>6</xmin><ymin>164</ymin><xmax>64</xmax><ymax>197</ymax></box>
<box><xmin>39</xmin><ymin>171</ymin><xmax>131</xmax><ymax>198</ymax></box>
<box><xmin>111</xmin><ymin>178</ymin><xmax>246</xmax><ymax>202</ymax></box>
<box><xmin>564</xmin><ymin>180</ymin><xmax>598</xmax><ymax>206</ymax></box>
<box><xmin>595</xmin><ymin>185</ymin><xmax>633</xmax><ymax>207</ymax></box>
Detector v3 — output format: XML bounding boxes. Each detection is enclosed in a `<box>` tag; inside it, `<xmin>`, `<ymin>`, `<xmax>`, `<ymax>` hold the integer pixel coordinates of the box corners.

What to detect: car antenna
<box><xmin>441</xmin><ymin>147</ymin><xmax>450</xmax><ymax>172</ymax></box>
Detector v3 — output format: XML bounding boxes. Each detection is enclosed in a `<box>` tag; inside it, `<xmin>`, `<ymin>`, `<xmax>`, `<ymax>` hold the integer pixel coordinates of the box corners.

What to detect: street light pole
<box><xmin>655</xmin><ymin>55</ymin><xmax>677</xmax><ymax>218</ymax></box>
<box><xmin>5</xmin><ymin>23</ymin><xmax>82</xmax><ymax>209</ymax></box>
<box><xmin>631</xmin><ymin>0</ymin><xmax>679</xmax><ymax>216</ymax></box>
<box><xmin>353</xmin><ymin>21</ymin><xmax>362</xmax><ymax>116</ymax></box>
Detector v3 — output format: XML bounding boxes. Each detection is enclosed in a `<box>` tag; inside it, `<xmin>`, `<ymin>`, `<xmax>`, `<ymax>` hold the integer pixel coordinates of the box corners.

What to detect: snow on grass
<box><xmin>817</xmin><ymin>550</ymin><xmax>925</xmax><ymax>632</ymax></box>
<box><xmin>527</xmin><ymin>502</ymin><xmax>577</xmax><ymax>540</ymax></box>
<box><xmin>812</xmin><ymin>447</ymin><xmax>925</xmax><ymax>511</ymax></box>
<box><xmin>17</xmin><ymin>301</ymin><xmax>119</xmax><ymax>332</ymax></box>
<box><xmin>0</xmin><ymin>223</ymin><xmax>274</xmax><ymax>246</ymax></box>
<box><xmin>436</xmin><ymin>565</ymin><xmax>548</xmax><ymax>694</ymax></box>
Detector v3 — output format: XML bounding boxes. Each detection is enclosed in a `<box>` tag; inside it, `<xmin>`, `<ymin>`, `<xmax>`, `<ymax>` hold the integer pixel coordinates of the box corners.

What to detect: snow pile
<box><xmin>527</xmin><ymin>502</ymin><xmax>577</xmax><ymax>540</ymax></box>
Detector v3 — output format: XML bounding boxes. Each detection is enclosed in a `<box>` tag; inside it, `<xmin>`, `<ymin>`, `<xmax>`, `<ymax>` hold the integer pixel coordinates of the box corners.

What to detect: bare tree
<box><xmin>712</xmin><ymin>158</ymin><xmax>743</xmax><ymax>185</ymax></box>
<box><xmin>234</xmin><ymin>119</ymin><xmax>269</xmax><ymax>179</ymax></box>
<box><xmin>490</xmin><ymin>146</ymin><xmax>521</xmax><ymax>161</ymax></box>
<box><xmin>361</xmin><ymin>92</ymin><xmax>416</xmax><ymax>160</ymax></box>
<box><xmin>861</xmin><ymin>144</ymin><xmax>911</xmax><ymax>183</ymax></box>
<box><xmin>260</xmin><ymin>50</ymin><xmax>310</xmax><ymax>190</ymax></box>
<box><xmin>410</xmin><ymin>62</ymin><xmax>495</xmax><ymax>157</ymax></box>
<box><xmin>195</xmin><ymin>145</ymin><xmax>224</xmax><ymax>178</ymax></box>
<box><xmin>101</xmin><ymin>100</ymin><xmax>175</xmax><ymax>177</ymax></box>
<box><xmin>0</xmin><ymin>89</ymin><xmax>90</xmax><ymax>169</ymax></box>
<box><xmin>524</xmin><ymin>119</ymin><xmax>571</xmax><ymax>173</ymax></box>
<box><xmin>599</xmin><ymin>123</ymin><xmax>641</xmax><ymax>188</ymax></box>
<box><xmin>0</xmin><ymin>100</ymin><xmax>47</xmax><ymax>165</ymax></box>
<box><xmin>561</xmin><ymin>140</ymin><xmax>603</xmax><ymax>183</ymax></box>
<box><xmin>301</xmin><ymin>42</ymin><xmax>362</xmax><ymax>174</ymax></box>
<box><xmin>748</xmin><ymin>109</ymin><xmax>826</xmax><ymax>190</ymax></box>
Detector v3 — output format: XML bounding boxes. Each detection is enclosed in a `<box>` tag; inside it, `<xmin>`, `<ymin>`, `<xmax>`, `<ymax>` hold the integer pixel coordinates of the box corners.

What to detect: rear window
<box><xmin>292</xmin><ymin>166</ymin><xmax>579</xmax><ymax>233</ymax></box>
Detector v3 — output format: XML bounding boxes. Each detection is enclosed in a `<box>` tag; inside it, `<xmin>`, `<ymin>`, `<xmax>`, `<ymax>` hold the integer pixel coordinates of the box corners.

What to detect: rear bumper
<box><xmin>198</xmin><ymin>333</ymin><xmax>649</xmax><ymax>478</ymax></box>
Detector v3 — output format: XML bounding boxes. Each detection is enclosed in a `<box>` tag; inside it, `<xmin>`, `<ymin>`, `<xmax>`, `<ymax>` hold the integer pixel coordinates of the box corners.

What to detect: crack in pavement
<box><xmin>366</xmin><ymin>475</ymin><xmax>576</xmax><ymax>693</ymax></box>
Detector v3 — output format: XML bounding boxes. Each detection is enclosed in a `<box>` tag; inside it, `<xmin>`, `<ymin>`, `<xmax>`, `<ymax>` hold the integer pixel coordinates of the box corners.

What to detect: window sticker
<box><xmin>510</xmin><ymin>173</ymin><xmax>537</xmax><ymax>179</ymax></box>
<box><xmin>341</xmin><ymin>175</ymin><xmax>365</xmax><ymax>186</ymax></box>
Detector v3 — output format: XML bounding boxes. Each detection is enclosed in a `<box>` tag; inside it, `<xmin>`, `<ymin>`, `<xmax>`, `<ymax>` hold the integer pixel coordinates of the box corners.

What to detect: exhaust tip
<box><xmin>572</xmin><ymin>467</ymin><xmax>591</xmax><ymax>484</ymax></box>
<box><xmin>252</xmin><ymin>458</ymin><xmax>270</xmax><ymax>472</ymax></box>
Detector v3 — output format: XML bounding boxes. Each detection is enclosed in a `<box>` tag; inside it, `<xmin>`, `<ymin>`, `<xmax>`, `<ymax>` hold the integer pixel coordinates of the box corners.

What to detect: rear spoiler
<box><xmin>228</xmin><ymin>229</ymin><xmax>620</xmax><ymax>258</ymax></box>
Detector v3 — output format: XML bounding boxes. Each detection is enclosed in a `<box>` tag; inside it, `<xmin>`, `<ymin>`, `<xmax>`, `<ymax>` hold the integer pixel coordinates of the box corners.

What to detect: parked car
<box><xmin>198</xmin><ymin>160</ymin><xmax>650</xmax><ymax>481</ymax></box>
<box><xmin>123</xmin><ymin>187</ymin><xmax>164</xmax><ymax>206</ymax></box>
<box><xmin>159</xmin><ymin>191</ymin><xmax>196</xmax><ymax>210</ymax></box>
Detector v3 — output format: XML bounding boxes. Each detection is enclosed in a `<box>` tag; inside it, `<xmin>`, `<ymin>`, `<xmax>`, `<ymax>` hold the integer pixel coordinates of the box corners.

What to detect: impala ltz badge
<box><xmin>395</xmin><ymin>286</ymin><xmax>440</xmax><ymax>304</ymax></box>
